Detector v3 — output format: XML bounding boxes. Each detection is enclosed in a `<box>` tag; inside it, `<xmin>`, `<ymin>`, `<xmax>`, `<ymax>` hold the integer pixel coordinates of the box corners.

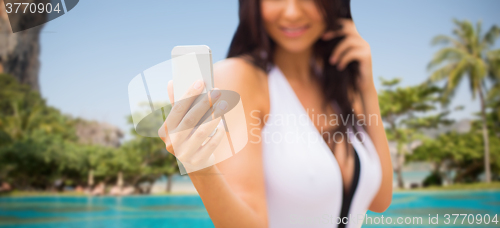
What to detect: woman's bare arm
<box><xmin>327</xmin><ymin>18</ymin><xmax>393</xmax><ymax>213</ymax></box>
<box><xmin>188</xmin><ymin>58</ymin><xmax>269</xmax><ymax>228</ymax></box>
<box><xmin>352</xmin><ymin>85</ymin><xmax>393</xmax><ymax>213</ymax></box>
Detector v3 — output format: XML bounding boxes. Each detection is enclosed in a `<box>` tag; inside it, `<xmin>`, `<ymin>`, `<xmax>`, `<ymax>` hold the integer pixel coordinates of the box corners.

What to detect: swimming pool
<box><xmin>0</xmin><ymin>190</ymin><xmax>499</xmax><ymax>227</ymax></box>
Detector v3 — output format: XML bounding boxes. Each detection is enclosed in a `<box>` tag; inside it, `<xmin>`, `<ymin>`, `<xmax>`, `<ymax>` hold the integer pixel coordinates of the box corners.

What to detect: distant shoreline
<box><xmin>393</xmin><ymin>181</ymin><xmax>500</xmax><ymax>192</ymax></box>
<box><xmin>2</xmin><ymin>182</ymin><xmax>499</xmax><ymax>197</ymax></box>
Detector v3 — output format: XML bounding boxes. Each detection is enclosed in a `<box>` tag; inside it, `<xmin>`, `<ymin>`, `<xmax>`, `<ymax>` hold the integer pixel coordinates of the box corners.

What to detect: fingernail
<box><xmin>209</xmin><ymin>128</ymin><xmax>217</xmax><ymax>137</ymax></box>
<box><xmin>218</xmin><ymin>119</ymin><xmax>224</xmax><ymax>127</ymax></box>
<box><xmin>194</xmin><ymin>80</ymin><xmax>203</xmax><ymax>90</ymax></box>
<box><xmin>211</xmin><ymin>88</ymin><xmax>221</xmax><ymax>99</ymax></box>
<box><xmin>217</xmin><ymin>100</ymin><xmax>227</xmax><ymax>110</ymax></box>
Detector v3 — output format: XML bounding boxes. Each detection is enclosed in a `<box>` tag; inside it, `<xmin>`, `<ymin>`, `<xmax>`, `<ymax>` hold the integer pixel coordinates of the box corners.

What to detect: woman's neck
<box><xmin>273</xmin><ymin>46</ymin><xmax>313</xmax><ymax>82</ymax></box>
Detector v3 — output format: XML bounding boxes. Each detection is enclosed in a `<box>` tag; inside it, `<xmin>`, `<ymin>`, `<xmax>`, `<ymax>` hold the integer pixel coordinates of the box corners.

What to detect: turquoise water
<box><xmin>0</xmin><ymin>191</ymin><xmax>499</xmax><ymax>227</ymax></box>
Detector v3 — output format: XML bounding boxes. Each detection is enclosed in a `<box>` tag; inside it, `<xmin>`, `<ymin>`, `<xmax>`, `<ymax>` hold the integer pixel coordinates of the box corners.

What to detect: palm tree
<box><xmin>428</xmin><ymin>19</ymin><xmax>500</xmax><ymax>183</ymax></box>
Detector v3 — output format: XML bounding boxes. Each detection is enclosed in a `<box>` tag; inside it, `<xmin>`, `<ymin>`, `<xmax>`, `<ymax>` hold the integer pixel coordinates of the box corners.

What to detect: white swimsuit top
<box><xmin>262</xmin><ymin>66</ymin><xmax>382</xmax><ymax>228</ymax></box>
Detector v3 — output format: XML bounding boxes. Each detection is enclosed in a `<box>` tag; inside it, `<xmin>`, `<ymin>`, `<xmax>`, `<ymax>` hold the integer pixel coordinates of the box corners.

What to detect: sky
<box><xmin>37</xmin><ymin>0</ymin><xmax>500</xmax><ymax>139</ymax></box>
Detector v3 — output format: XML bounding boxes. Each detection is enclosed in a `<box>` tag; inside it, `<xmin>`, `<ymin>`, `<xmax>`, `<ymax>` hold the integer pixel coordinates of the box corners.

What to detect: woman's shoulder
<box><xmin>213</xmin><ymin>57</ymin><xmax>270</xmax><ymax>114</ymax></box>
<box><xmin>213</xmin><ymin>57</ymin><xmax>268</xmax><ymax>88</ymax></box>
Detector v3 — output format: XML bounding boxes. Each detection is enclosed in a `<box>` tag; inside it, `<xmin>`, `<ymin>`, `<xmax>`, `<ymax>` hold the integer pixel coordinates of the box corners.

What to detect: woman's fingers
<box><xmin>159</xmin><ymin>80</ymin><xmax>174</xmax><ymax>143</ymax></box>
<box><xmin>336</xmin><ymin>18</ymin><xmax>357</xmax><ymax>34</ymax></box>
<box><xmin>159</xmin><ymin>80</ymin><xmax>230</xmax><ymax>170</ymax></box>
<box><xmin>158</xmin><ymin>121</ymin><xmax>172</xmax><ymax>152</ymax></box>
<box><xmin>160</xmin><ymin>79</ymin><xmax>204</xmax><ymax>154</ymax></box>
<box><xmin>330</xmin><ymin>37</ymin><xmax>358</xmax><ymax>65</ymax></box>
<box><xmin>179</xmin><ymin>117</ymin><xmax>223</xmax><ymax>162</ymax></box>
<box><xmin>178</xmin><ymin>89</ymin><xmax>221</xmax><ymax>130</ymax></box>
<box><xmin>168</xmin><ymin>80</ymin><xmax>174</xmax><ymax>105</ymax></box>
<box><xmin>322</xmin><ymin>30</ymin><xmax>344</xmax><ymax>40</ymax></box>
<box><xmin>192</xmin><ymin>122</ymin><xmax>225</xmax><ymax>166</ymax></box>
<box><xmin>180</xmin><ymin>99</ymin><xmax>228</xmax><ymax>154</ymax></box>
<box><xmin>337</xmin><ymin>49</ymin><xmax>364</xmax><ymax>71</ymax></box>
<box><xmin>165</xmin><ymin>79</ymin><xmax>205</xmax><ymax>130</ymax></box>
<box><xmin>322</xmin><ymin>19</ymin><xmax>357</xmax><ymax>41</ymax></box>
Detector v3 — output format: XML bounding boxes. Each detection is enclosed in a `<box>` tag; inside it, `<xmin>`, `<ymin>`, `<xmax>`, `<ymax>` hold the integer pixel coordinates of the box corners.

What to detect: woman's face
<box><xmin>261</xmin><ymin>0</ymin><xmax>325</xmax><ymax>53</ymax></box>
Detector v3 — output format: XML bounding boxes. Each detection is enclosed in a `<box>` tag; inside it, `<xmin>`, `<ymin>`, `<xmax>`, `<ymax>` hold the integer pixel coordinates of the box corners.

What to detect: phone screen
<box><xmin>172</xmin><ymin>50</ymin><xmax>213</xmax><ymax>102</ymax></box>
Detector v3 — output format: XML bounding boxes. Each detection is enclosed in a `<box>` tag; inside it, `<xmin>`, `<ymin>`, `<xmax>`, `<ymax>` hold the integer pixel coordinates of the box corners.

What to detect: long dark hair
<box><xmin>227</xmin><ymin>0</ymin><xmax>360</xmax><ymax>150</ymax></box>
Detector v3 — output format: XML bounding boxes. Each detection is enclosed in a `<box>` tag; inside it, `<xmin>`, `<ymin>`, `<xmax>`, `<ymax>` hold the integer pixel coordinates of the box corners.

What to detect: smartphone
<box><xmin>171</xmin><ymin>45</ymin><xmax>214</xmax><ymax>102</ymax></box>
<box><xmin>170</xmin><ymin>46</ymin><xmax>248</xmax><ymax>174</ymax></box>
<box><xmin>171</xmin><ymin>45</ymin><xmax>219</xmax><ymax>173</ymax></box>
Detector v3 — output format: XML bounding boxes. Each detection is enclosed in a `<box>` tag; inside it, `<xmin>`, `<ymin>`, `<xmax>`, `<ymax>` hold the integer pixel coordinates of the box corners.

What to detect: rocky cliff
<box><xmin>75</xmin><ymin>119</ymin><xmax>124</xmax><ymax>148</ymax></box>
<box><xmin>0</xmin><ymin>0</ymin><xmax>50</xmax><ymax>91</ymax></box>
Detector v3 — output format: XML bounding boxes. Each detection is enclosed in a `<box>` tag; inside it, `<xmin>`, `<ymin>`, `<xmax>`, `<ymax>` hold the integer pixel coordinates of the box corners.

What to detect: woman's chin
<box><xmin>279</xmin><ymin>42</ymin><xmax>313</xmax><ymax>54</ymax></box>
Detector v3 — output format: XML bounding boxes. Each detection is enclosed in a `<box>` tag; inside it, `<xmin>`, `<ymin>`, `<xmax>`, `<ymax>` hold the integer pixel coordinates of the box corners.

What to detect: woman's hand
<box><xmin>322</xmin><ymin>18</ymin><xmax>375</xmax><ymax>91</ymax></box>
<box><xmin>158</xmin><ymin>80</ymin><xmax>228</xmax><ymax>173</ymax></box>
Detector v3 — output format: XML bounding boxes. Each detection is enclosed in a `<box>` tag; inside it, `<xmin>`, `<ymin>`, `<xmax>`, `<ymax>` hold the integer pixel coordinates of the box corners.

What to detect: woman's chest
<box><xmin>287</xmin><ymin>79</ymin><xmax>339</xmax><ymax>133</ymax></box>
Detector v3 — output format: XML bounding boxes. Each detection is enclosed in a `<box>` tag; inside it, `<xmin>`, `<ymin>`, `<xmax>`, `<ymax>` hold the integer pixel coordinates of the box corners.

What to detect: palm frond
<box><xmin>431</xmin><ymin>35</ymin><xmax>465</xmax><ymax>49</ymax></box>
<box><xmin>487</xmin><ymin>82</ymin><xmax>500</xmax><ymax>100</ymax></box>
<box><xmin>440</xmin><ymin>81</ymin><xmax>458</xmax><ymax>106</ymax></box>
<box><xmin>427</xmin><ymin>47</ymin><xmax>468</xmax><ymax>70</ymax></box>
<box><xmin>472</xmin><ymin>57</ymin><xmax>488</xmax><ymax>81</ymax></box>
<box><xmin>452</xmin><ymin>19</ymin><xmax>475</xmax><ymax>50</ymax></box>
<box><xmin>379</xmin><ymin>77</ymin><xmax>401</xmax><ymax>87</ymax></box>
<box><xmin>466</xmin><ymin>57</ymin><xmax>488</xmax><ymax>98</ymax></box>
<box><xmin>481</xmin><ymin>25</ymin><xmax>500</xmax><ymax>48</ymax></box>
<box><xmin>429</xmin><ymin>64</ymin><xmax>455</xmax><ymax>83</ymax></box>
<box><xmin>486</xmin><ymin>49</ymin><xmax>500</xmax><ymax>80</ymax></box>
<box><xmin>446</xmin><ymin>59</ymin><xmax>467</xmax><ymax>93</ymax></box>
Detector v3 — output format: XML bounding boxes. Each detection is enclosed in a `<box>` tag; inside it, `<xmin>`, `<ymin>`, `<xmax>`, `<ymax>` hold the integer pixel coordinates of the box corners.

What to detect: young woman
<box><xmin>160</xmin><ymin>0</ymin><xmax>393</xmax><ymax>227</ymax></box>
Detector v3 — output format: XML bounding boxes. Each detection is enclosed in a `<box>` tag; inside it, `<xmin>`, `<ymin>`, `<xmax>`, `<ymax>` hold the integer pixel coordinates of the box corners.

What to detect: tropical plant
<box><xmin>0</xmin><ymin>74</ymin><xmax>81</xmax><ymax>189</ymax></box>
<box><xmin>0</xmin><ymin>73</ymin><xmax>179</xmax><ymax>193</ymax></box>
<box><xmin>126</xmin><ymin>104</ymin><xmax>179</xmax><ymax>193</ymax></box>
<box><xmin>410</xmin><ymin>123</ymin><xmax>500</xmax><ymax>183</ymax></box>
<box><xmin>428</xmin><ymin>19</ymin><xmax>500</xmax><ymax>182</ymax></box>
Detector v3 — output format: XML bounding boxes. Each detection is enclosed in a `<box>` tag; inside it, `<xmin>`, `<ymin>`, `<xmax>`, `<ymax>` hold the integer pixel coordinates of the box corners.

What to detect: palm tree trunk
<box><xmin>478</xmin><ymin>90</ymin><xmax>491</xmax><ymax>183</ymax></box>
<box><xmin>166</xmin><ymin>174</ymin><xmax>173</xmax><ymax>193</ymax></box>
<box><xmin>390</xmin><ymin>120</ymin><xmax>405</xmax><ymax>188</ymax></box>
<box><xmin>117</xmin><ymin>171</ymin><xmax>123</xmax><ymax>188</ymax></box>
<box><xmin>396</xmin><ymin>153</ymin><xmax>405</xmax><ymax>188</ymax></box>
<box><xmin>88</xmin><ymin>169</ymin><xmax>94</xmax><ymax>188</ymax></box>
<box><xmin>395</xmin><ymin>142</ymin><xmax>405</xmax><ymax>188</ymax></box>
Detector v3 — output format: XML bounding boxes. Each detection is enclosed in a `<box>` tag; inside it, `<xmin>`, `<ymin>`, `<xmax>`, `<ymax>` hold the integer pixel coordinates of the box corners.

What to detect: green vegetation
<box><xmin>0</xmin><ymin>73</ymin><xmax>178</xmax><ymax>194</ymax></box>
<box><xmin>427</xmin><ymin>19</ymin><xmax>500</xmax><ymax>183</ymax></box>
<box><xmin>379</xmin><ymin>19</ymin><xmax>500</xmax><ymax>188</ymax></box>
<box><xmin>409</xmin><ymin>122</ymin><xmax>500</xmax><ymax>184</ymax></box>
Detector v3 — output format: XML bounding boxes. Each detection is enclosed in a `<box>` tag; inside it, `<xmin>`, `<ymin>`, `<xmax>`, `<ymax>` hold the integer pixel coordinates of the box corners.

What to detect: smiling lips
<box><xmin>280</xmin><ymin>25</ymin><xmax>310</xmax><ymax>38</ymax></box>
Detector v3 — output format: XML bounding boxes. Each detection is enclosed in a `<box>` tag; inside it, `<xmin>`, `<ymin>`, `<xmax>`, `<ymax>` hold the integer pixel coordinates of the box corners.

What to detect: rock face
<box><xmin>75</xmin><ymin>120</ymin><xmax>124</xmax><ymax>148</ymax></box>
<box><xmin>0</xmin><ymin>0</ymin><xmax>50</xmax><ymax>91</ymax></box>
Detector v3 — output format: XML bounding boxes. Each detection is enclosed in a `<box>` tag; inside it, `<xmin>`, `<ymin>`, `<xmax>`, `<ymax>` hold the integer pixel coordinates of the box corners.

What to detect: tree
<box><xmin>0</xmin><ymin>74</ymin><xmax>76</xmax><ymax>142</ymax></box>
<box><xmin>428</xmin><ymin>19</ymin><xmax>500</xmax><ymax>182</ymax></box>
<box><xmin>124</xmin><ymin>103</ymin><xmax>179</xmax><ymax>193</ymax></box>
<box><xmin>0</xmin><ymin>74</ymin><xmax>81</xmax><ymax>189</ymax></box>
<box><xmin>0</xmin><ymin>72</ymin><xmax>180</xmax><ymax>193</ymax></box>
<box><xmin>379</xmin><ymin>77</ymin><xmax>449</xmax><ymax>188</ymax></box>
<box><xmin>77</xmin><ymin>145</ymin><xmax>116</xmax><ymax>188</ymax></box>
<box><xmin>410</xmin><ymin>124</ymin><xmax>500</xmax><ymax>183</ymax></box>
